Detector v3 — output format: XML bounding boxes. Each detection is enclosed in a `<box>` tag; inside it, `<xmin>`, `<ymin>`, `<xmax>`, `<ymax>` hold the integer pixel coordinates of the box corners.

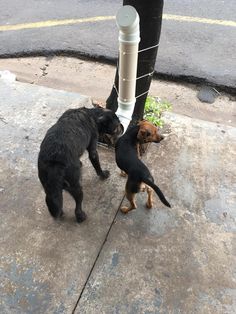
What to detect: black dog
<box><xmin>38</xmin><ymin>107</ymin><xmax>122</xmax><ymax>222</ymax></box>
<box><xmin>115</xmin><ymin>121</ymin><xmax>171</xmax><ymax>213</ymax></box>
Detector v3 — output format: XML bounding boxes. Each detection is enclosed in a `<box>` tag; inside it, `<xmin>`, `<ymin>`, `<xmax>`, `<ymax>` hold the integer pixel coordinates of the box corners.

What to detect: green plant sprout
<box><xmin>144</xmin><ymin>96</ymin><xmax>172</xmax><ymax>128</ymax></box>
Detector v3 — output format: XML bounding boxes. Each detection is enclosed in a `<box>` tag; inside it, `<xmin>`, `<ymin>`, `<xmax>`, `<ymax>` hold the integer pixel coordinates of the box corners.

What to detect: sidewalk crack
<box><xmin>72</xmin><ymin>194</ymin><xmax>125</xmax><ymax>313</ymax></box>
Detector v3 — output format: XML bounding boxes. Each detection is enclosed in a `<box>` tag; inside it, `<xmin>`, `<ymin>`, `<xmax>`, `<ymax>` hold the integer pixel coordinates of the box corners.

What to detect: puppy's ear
<box><xmin>138</xmin><ymin>119</ymin><xmax>148</xmax><ymax>125</ymax></box>
<box><xmin>137</xmin><ymin>129</ymin><xmax>151</xmax><ymax>141</ymax></box>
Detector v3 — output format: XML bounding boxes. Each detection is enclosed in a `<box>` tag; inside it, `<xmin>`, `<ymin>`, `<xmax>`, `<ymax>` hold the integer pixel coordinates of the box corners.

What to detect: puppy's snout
<box><xmin>154</xmin><ymin>134</ymin><xmax>164</xmax><ymax>143</ymax></box>
<box><xmin>113</xmin><ymin>123</ymin><xmax>124</xmax><ymax>137</ymax></box>
<box><xmin>117</xmin><ymin>124</ymin><xmax>124</xmax><ymax>135</ymax></box>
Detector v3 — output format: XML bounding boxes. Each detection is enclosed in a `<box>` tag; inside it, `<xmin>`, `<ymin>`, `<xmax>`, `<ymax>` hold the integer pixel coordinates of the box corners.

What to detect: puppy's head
<box><xmin>97</xmin><ymin>109</ymin><xmax>123</xmax><ymax>136</ymax></box>
<box><xmin>137</xmin><ymin>120</ymin><xmax>164</xmax><ymax>143</ymax></box>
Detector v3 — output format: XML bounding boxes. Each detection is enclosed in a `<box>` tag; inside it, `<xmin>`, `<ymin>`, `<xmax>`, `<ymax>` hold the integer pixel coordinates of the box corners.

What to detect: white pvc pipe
<box><xmin>115</xmin><ymin>5</ymin><xmax>140</xmax><ymax>132</ymax></box>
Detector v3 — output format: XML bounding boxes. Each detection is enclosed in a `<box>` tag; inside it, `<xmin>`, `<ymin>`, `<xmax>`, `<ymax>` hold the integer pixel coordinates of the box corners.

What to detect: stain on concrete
<box><xmin>107</xmin><ymin>294</ymin><xmax>164</xmax><ymax>314</ymax></box>
<box><xmin>0</xmin><ymin>256</ymin><xmax>51</xmax><ymax>314</ymax></box>
<box><xmin>197</xmin><ymin>85</ymin><xmax>219</xmax><ymax>104</ymax></box>
<box><xmin>204</xmin><ymin>185</ymin><xmax>236</xmax><ymax>232</ymax></box>
<box><xmin>112</xmin><ymin>252</ymin><xmax>119</xmax><ymax>267</ymax></box>
<box><xmin>52</xmin><ymin>303</ymin><xmax>66</xmax><ymax>314</ymax></box>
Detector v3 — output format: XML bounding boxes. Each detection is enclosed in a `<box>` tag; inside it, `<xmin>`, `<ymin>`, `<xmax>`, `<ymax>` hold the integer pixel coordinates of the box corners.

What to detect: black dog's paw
<box><xmin>76</xmin><ymin>211</ymin><xmax>87</xmax><ymax>223</ymax></box>
<box><xmin>99</xmin><ymin>170</ymin><xmax>110</xmax><ymax>180</ymax></box>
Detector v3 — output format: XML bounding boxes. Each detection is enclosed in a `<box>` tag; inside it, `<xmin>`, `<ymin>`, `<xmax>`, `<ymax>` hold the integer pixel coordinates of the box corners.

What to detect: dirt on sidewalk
<box><xmin>0</xmin><ymin>56</ymin><xmax>235</xmax><ymax>127</ymax></box>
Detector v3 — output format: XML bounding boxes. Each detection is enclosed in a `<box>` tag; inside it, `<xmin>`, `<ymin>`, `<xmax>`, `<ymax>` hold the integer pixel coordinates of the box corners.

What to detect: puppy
<box><xmin>38</xmin><ymin>107</ymin><xmax>122</xmax><ymax>222</ymax></box>
<box><xmin>115</xmin><ymin>120</ymin><xmax>171</xmax><ymax>213</ymax></box>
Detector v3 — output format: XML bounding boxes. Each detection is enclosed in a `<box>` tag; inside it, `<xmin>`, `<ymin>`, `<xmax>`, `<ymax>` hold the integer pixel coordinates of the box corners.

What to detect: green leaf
<box><xmin>144</xmin><ymin>96</ymin><xmax>172</xmax><ymax>127</ymax></box>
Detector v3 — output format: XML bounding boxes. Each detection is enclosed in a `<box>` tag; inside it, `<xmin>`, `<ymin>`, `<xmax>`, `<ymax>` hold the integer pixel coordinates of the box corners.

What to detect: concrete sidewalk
<box><xmin>0</xmin><ymin>57</ymin><xmax>235</xmax><ymax>128</ymax></box>
<box><xmin>0</xmin><ymin>79</ymin><xmax>236</xmax><ymax>313</ymax></box>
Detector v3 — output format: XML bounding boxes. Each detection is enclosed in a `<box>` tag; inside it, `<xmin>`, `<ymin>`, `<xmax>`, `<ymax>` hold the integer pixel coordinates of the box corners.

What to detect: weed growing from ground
<box><xmin>144</xmin><ymin>96</ymin><xmax>172</xmax><ymax>127</ymax></box>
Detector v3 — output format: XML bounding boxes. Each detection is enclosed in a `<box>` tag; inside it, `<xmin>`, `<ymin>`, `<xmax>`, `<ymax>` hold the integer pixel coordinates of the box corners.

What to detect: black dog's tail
<box><xmin>143</xmin><ymin>177</ymin><xmax>171</xmax><ymax>208</ymax></box>
<box><xmin>39</xmin><ymin>162</ymin><xmax>65</xmax><ymax>218</ymax></box>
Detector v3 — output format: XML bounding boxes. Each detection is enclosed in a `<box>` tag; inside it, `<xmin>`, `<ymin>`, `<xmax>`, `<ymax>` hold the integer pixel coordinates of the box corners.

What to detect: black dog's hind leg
<box><xmin>40</xmin><ymin>163</ymin><xmax>64</xmax><ymax>219</ymax></box>
<box><xmin>45</xmin><ymin>191</ymin><xmax>63</xmax><ymax>218</ymax></box>
<box><xmin>88</xmin><ymin>140</ymin><xmax>110</xmax><ymax>179</ymax></box>
<box><xmin>68</xmin><ymin>184</ymin><xmax>86</xmax><ymax>223</ymax></box>
<box><xmin>65</xmin><ymin>166</ymin><xmax>87</xmax><ymax>223</ymax></box>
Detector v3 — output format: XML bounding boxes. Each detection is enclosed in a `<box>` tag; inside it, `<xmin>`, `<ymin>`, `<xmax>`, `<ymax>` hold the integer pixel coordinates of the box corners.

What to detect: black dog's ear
<box><xmin>97</xmin><ymin>109</ymin><xmax>112</xmax><ymax>124</ymax></box>
<box><xmin>97</xmin><ymin>114</ymin><xmax>108</xmax><ymax>124</ymax></box>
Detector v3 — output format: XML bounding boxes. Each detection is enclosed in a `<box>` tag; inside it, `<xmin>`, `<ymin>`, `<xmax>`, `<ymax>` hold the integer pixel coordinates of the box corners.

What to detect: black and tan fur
<box><xmin>115</xmin><ymin>120</ymin><xmax>171</xmax><ymax>213</ymax></box>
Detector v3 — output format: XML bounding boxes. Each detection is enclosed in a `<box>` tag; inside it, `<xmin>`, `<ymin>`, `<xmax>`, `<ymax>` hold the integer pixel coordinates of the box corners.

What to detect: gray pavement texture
<box><xmin>0</xmin><ymin>79</ymin><xmax>236</xmax><ymax>313</ymax></box>
<box><xmin>0</xmin><ymin>0</ymin><xmax>236</xmax><ymax>91</ymax></box>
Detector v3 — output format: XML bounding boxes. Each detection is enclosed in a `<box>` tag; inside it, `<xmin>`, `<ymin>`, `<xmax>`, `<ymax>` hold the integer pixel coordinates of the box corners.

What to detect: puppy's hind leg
<box><xmin>120</xmin><ymin>170</ymin><xmax>127</xmax><ymax>177</ymax></box>
<box><xmin>120</xmin><ymin>178</ymin><xmax>138</xmax><ymax>214</ymax></box>
<box><xmin>146</xmin><ymin>186</ymin><xmax>154</xmax><ymax>209</ymax></box>
<box><xmin>120</xmin><ymin>191</ymin><xmax>137</xmax><ymax>214</ymax></box>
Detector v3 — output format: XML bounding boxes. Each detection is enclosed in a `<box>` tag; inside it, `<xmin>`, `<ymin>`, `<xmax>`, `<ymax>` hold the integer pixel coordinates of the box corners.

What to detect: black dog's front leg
<box><xmin>88</xmin><ymin>141</ymin><xmax>110</xmax><ymax>179</ymax></box>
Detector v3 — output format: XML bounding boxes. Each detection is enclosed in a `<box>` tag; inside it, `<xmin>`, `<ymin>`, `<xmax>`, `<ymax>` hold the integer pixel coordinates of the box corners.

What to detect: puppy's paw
<box><xmin>120</xmin><ymin>206</ymin><xmax>130</xmax><ymax>214</ymax></box>
<box><xmin>146</xmin><ymin>201</ymin><xmax>153</xmax><ymax>209</ymax></box>
<box><xmin>100</xmin><ymin>170</ymin><xmax>110</xmax><ymax>180</ymax></box>
<box><xmin>76</xmin><ymin>211</ymin><xmax>87</xmax><ymax>223</ymax></box>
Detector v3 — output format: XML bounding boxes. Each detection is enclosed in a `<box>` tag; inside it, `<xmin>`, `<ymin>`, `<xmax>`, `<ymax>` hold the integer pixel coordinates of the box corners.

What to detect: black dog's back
<box><xmin>39</xmin><ymin>108</ymin><xmax>98</xmax><ymax>165</ymax></box>
<box><xmin>115</xmin><ymin>125</ymin><xmax>171</xmax><ymax>208</ymax></box>
<box><xmin>38</xmin><ymin>108</ymin><xmax>91</xmax><ymax>219</ymax></box>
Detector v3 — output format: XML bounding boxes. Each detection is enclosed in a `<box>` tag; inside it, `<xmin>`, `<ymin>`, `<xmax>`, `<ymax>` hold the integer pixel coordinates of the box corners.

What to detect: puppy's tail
<box><xmin>143</xmin><ymin>177</ymin><xmax>171</xmax><ymax>208</ymax></box>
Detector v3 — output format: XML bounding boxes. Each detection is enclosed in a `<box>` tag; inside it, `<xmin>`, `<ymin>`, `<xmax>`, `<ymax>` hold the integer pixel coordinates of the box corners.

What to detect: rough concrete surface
<box><xmin>0</xmin><ymin>80</ymin><xmax>125</xmax><ymax>313</ymax></box>
<box><xmin>0</xmin><ymin>57</ymin><xmax>235</xmax><ymax>127</ymax></box>
<box><xmin>0</xmin><ymin>61</ymin><xmax>236</xmax><ymax>313</ymax></box>
<box><xmin>76</xmin><ymin>113</ymin><xmax>236</xmax><ymax>314</ymax></box>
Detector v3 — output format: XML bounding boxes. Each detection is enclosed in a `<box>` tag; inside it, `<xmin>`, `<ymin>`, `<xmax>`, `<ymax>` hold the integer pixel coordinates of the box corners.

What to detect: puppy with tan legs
<box><xmin>115</xmin><ymin>120</ymin><xmax>171</xmax><ymax>213</ymax></box>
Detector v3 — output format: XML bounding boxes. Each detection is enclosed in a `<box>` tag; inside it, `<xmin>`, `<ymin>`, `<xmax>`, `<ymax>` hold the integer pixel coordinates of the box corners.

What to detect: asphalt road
<box><xmin>0</xmin><ymin>0</ymin><xmax>236</xmax><ymax>90</ymax></box>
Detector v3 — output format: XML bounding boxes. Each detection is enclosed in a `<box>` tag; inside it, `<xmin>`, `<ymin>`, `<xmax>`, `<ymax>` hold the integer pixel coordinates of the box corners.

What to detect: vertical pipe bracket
<box><xmin>116</xmin><ymin>5</ymin><xmax>140</xmax><ymax>132</ymax></box>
